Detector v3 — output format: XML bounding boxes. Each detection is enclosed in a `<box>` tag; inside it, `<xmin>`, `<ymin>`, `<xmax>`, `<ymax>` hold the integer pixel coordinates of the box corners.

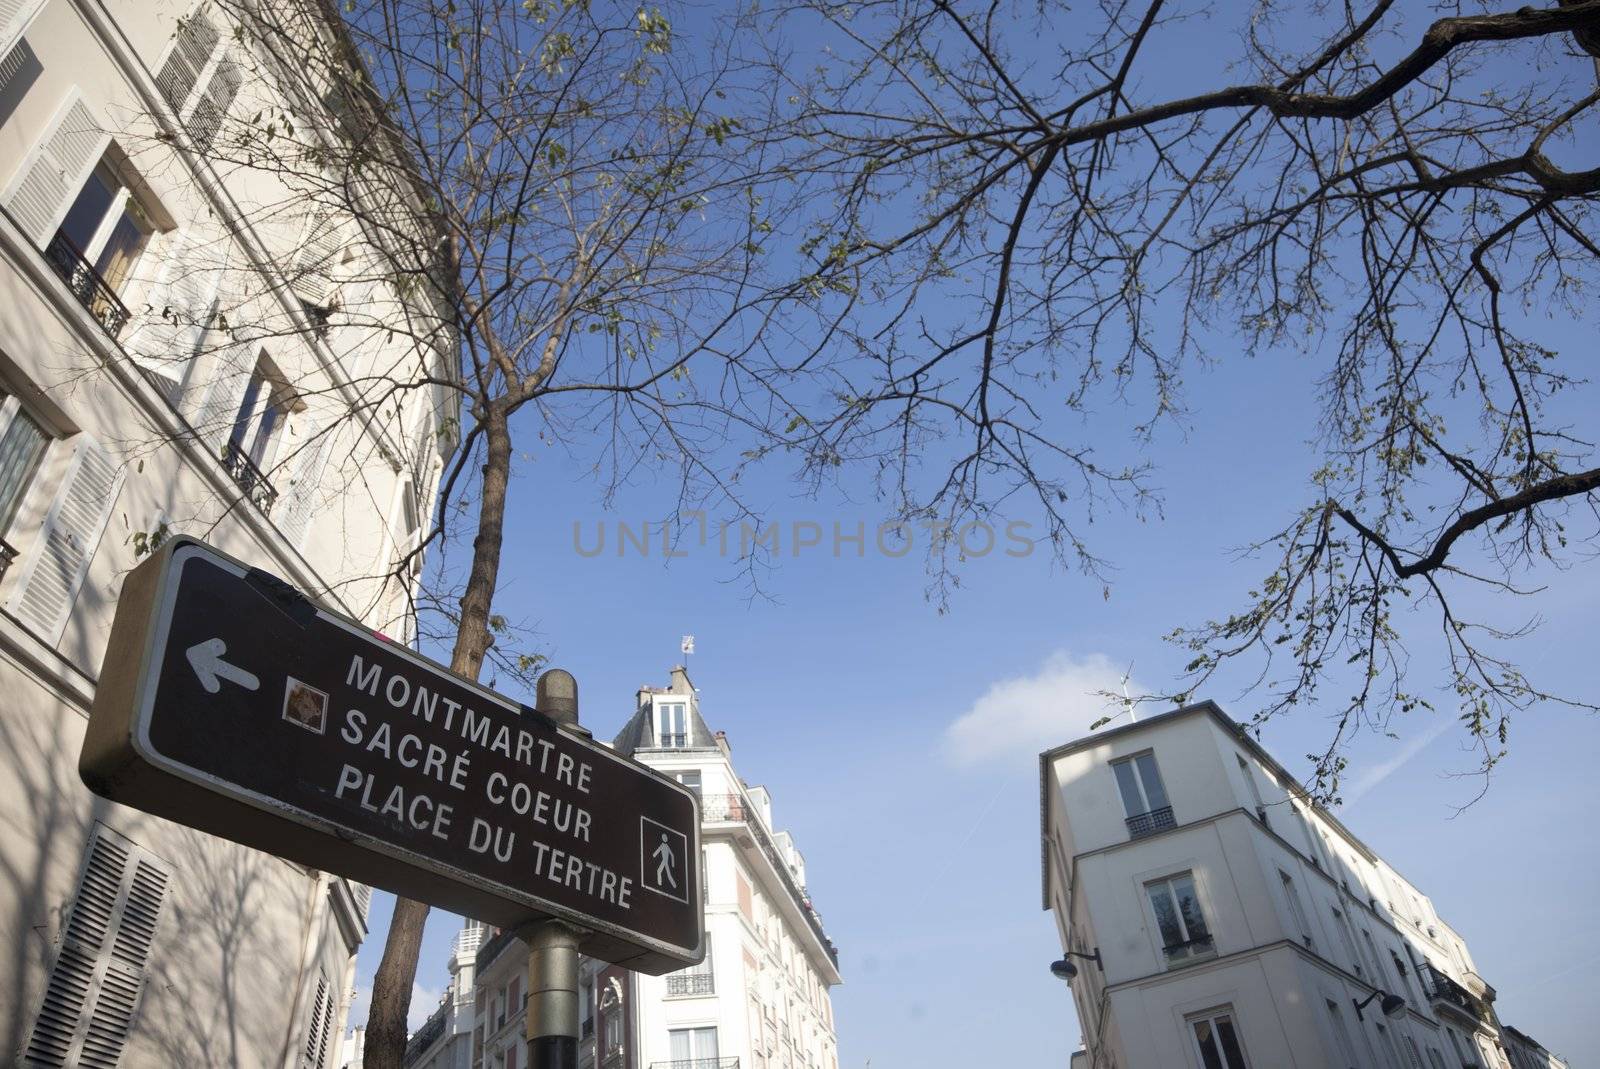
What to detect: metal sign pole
<box><xmin>527</xmin><ymin>669</ymin><xmax>582</xmax><ymax>1069</ymax></box>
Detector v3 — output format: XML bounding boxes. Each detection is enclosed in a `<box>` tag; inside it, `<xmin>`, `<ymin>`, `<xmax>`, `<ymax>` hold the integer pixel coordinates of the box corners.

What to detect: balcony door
<box><xmin>668</xmin><ymin>1026</ymin><xmax>718</xmax><ymax>1066</ymax></box>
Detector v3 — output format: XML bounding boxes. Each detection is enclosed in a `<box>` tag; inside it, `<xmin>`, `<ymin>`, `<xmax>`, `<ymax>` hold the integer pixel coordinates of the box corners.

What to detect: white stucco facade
<box><xmin>0</xmin><ymin>2</ymin><xmax>454</xmax><ymax>1066</ymax></box>
<box><xmin>1041</xmin><ymin>702</ymin><xmax>1531</xmax><ymax>1069</ymax></box>
<box><xmin>432</xmin><ymin>667</ymin><xmax>843</xmax><ymax>1069</ymax></box>
<box><xmin>622</xmin><ymin>666</ymin><xmax>842</xmax><ymax>1069</ymax></box>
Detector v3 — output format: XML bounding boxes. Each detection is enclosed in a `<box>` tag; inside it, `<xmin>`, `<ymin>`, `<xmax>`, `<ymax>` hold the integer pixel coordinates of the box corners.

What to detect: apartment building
<box><xmin>436</xmin><ymin>666</ymin><xmax>843</xmax><ymax>1069</ymax></box>
<box><xmin>404</xmin><ymin>922</ymin><xmax>488</xmax><ymax>1069</ymax></box>
<box><xmin>1041</xmin><ymin>701</ymin><xmax>1522</xmax><ymax>1069</ymax></box>
<box><xmin>0</xmin><ymin>2</ymin><xmax>454</xmax><ymax>1066</ymax></box>
<box><xmin>1502</xmin><ymin>1027</ymin><xmax>1571</xmax><ymax>1069</ymax></box>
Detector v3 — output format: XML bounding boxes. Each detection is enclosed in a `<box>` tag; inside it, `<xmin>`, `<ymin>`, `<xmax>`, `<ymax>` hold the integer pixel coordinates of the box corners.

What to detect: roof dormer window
<box><xmin>656</xmin><ymin>700</ymin><xmax>687</xmax><ymax>748</ymax></box>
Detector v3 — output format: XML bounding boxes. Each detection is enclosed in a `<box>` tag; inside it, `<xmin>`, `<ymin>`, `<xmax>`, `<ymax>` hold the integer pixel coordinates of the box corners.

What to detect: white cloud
<box><xmin>943</xmin><ymin>651</ymin><xmax>1140</xmax><ymax>767</ymax></box>
<box><xmin>1341</xmin><ymin>718</ymin><xmax>1452</xmax><ymax>806</ymax></box>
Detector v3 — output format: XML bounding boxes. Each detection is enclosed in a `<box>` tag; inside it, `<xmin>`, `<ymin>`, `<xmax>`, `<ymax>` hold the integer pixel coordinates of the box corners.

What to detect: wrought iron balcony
<box><xmin>222</xmin><ymin>439</ymin><xmax>279</xmax><ymax>512</ymax></box>
<box><xmin>0</xmin><ymin>539</ymin><xmax>16</xmax><ymax>582</ymax></box>
<box><xmin>1423</xmin><ymin>964</ymin><xmax>1492</xmax><ymax>1024</ymax></box>
<box><xmin>650</xmin><ymin>1060</ymin><xmax>738</xmax><ymax>1069</ymax></box>
<box><xmin>1161</xmin><ymin>934</ymin><xmax>1216</xmax><ymax>964</ymax></box>
<box><xmin>665</xmin><ymin>972</ymin><xmax>715</xmax><ymax>997</ymax></box>
<box><xmin>1126</xmin><ymin>805</ymin><xmax>1176</xmax><ymax>839</ymax></box>
<box><xmin>44</xmin><ymin>230</ymin><xmax>131</xmax><ymax>338</ymax></box>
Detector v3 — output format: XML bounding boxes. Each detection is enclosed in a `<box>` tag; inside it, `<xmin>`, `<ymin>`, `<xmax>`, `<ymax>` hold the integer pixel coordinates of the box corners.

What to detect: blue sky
<box><xmin>345</xmin><ymin>6</ymin><xmax>1600</xmax><ymax>1066</ymax></box>
<box><xmin>349</xmin><ymin>323</ymin><xmax>1600</xmax><ymax>1066</ymax></box>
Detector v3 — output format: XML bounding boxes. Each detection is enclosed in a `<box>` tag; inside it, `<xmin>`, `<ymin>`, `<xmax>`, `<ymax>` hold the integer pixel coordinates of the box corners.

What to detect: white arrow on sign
<box><xmin>186</xmin><ymin>638</ymin><xmax>260</xmax><ymax>694</ymax></box>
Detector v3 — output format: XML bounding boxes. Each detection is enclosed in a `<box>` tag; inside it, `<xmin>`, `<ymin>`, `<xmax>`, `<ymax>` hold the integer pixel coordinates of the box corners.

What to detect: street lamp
<box><xmin>1049</xmin><ymin>949</ymin><xmax>1103</xmax><ymax>981</ymax></box>
<box><xmin>1352</xmin><ymin>989</ymin><xmax>1407</xmax><ymax>1021</ymax></box>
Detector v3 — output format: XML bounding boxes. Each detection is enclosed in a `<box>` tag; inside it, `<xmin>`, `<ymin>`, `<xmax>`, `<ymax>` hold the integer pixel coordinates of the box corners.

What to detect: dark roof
<box><xmin>611</xmin><ymin>692</ymin><xmax>719</xmax><ymax>755</ymax></box>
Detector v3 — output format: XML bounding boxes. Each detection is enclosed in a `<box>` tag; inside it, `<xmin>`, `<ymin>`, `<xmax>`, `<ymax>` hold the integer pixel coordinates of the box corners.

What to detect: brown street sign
<box><xmin>81</xmin><ymin>537</ymin><xmax>702</xmax><ymax>974</ymax></box>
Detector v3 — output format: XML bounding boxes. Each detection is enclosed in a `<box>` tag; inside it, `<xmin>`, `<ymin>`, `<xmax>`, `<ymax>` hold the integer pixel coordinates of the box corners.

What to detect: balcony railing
<box><xmin>44</xmin><ymin>230</ymin><xmax>131</xmax><ymax>338</ymax></box>
<box><xmin>700</xmin><ymin>793</ymin><xmax>839</xmax><ymax>969</ymax></box>
<box><xmin>665</xmin><ymin>972</ymin><xmax>715</xmax><ymax>997</ymax></box>
<box><xmin>1423</xmin><ymin>964</ymin><xmax>1492</xmax><ymax>1024</ymax></box>
<box><xmin>650</xmin><ymin>1060</ymin><xmax>738</xmax><ymax>1069</ymax></box>
<box><xmin>1161</xmin><ymin>934</ymin><xmax>1216</xmax><ymax>965</ymax></box>
<box><xmin>403</xmin><ymin>1002</ymin><xmax>448</xmax><ymax>1062</ymax></box>
<box><xmin>0</xmin><ymin>539</ymin><xmax>16</xmax><ymax>582</ymax></box>
<box><xmin>1125</xmin><ymin>805</ymin><xmax>1176</xmax><ymax>839</ymax></box>
<box><xmin>222</xmin><ymin>439</ymin><xmax>279</xmax><ymax>511</ymax></box>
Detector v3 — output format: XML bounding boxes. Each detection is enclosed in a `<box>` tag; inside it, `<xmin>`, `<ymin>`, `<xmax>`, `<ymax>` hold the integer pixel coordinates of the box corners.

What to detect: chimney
<box><xmin>714</xmin><ymin>730</ymin><xmax>730</xmax><ymax>757</ymax></box>
<box><xmin>669</xmin><ymin>664</ymin><xmax>692</xmax><ymax>695</ymax></box>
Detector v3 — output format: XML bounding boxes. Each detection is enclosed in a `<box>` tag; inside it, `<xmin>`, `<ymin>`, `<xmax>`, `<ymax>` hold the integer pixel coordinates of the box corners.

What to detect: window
<box><xmin>300</xmin><ymin>970</ymin><xmax>336</xmax><ymax>1069</ymax></box>
<box><xmin>667</xmin><ymin>933</ymin><xmax>714</xmax><ymax>996</ymax></box>
<box><xmin>1404</xmin><ymin>1036</ymin><xmax>1425</xmax><ymax>1068</ymax></box>
<box><xmin>1145</xmin><ymin>872</ymin><xmax>1214</xmax><ymax>965</ymax></box>
<box><xmin>0</xmin><ymin>392</ymin><xmax>49</xmax><ymax>539</ymax></box>
<box><xmin>1237</xmin><ymin>755</ymin><xmax>1268</xmax><ymax>825</ymax></box>
<box><xmin>1390</xmin><ymin>948</ymin><xmax>1418</xmax><ymax>1004</ymax></box>
<box><xmin>1426</xmin><ymin>1047</ymin><xmax>1448</xmax><ymax>1069</ymax></box>
<box><xmin>24</xmin><ymin>828</ymin><xmax>170</xmax><ymax>1069</ymax></box>
<box><xmin>1330</xmin><ymin>907</ymin><xmax>1363</xmax><ymax>977</ymax></box>
<box><xmin>1279</xmin><ymin>871</ymin><xmax>1314</xmax><ymax>950</ymax></box>
<box><xmin>1362</xmin><ymin>929</ymin><xmax>1387</xmax><ymax>987</ymax></box>
<box><xmin>1324</xmin><ymin>999</ymin><xmax>1361</xmax><ymax>1069</ymax></box>
<box><xmin>223</xmin><ymin>356</ymin><xmax>296</xmax><ymax>509</ymax></box>
<box><xmin>602</xmin><ymin>1008</ymin><xmax>623</xmax><ymax>1051</ymax></box>
<box><xmin>230</xmin><ymin>361</ymin><xmax>293</xmax><ymax>470</ymax></box>
<box><xmin>1113</xmin><ymin>751</ymin><xmax>1173</xmax><ymax>837</ymax></box>
<box><xmin>673</xmin><ymin>769</ymin><xmax>702</xmax><ymax>796</ymax></box>
<box><xmin>57</xmin><ymin>160</ymin><xmax>153</xmax><ymax>295</ymax></box>
<box><xmin>1375</xmin><ymin>1024</ymin><xmax>1405</xmax><ymax>1069</ymax></box>
<box><xmin>669</xmin><ymin>1026</ymin><xmax>719</xmax><ymax>1063</ymax></box>
<box><xmin>657</xmin><ymin>701</ymin><xmax>688</xmax><ymax>747</ymax></box>
<box><xmin>1188</xmin><ymin>1008</ymin><xmax>1248</xmax><ymax>1069</ymax></box>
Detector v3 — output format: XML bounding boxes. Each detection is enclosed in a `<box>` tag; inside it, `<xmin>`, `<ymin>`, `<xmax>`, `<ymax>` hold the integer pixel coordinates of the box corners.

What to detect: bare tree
<box><xmin>761</xmin><ymin>0</ymin><xmax>1600</xmax><ymax>799</ymax></box>
<box><xmin>129</xmin><ymin>1</ymin><xmax>855</xmax><ymax>1065</ymax></box>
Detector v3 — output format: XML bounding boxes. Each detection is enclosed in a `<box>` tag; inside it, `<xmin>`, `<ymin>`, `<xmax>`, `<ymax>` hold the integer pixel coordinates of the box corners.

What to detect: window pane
<box><xmin>1173</xmin><ymin>875</ymin><xmax>1209</xmax><ymax>942</ymax></box>
<box><xmin>1112</xmin><ymin>759</ymin><xmax>1144</xmax><ymax>816</ymax></box>
<box><xmin>1216</xmin><ymin>1016</ymin><xmax>1246</xmax><ymax>1069</ymax></box>
<box><xmin>93</xmin><ymin>208</ymin><xmax>150</xmax><ymax>292</ymax></box>
<box><xmin>0</xmin><ymin>409</ymin><xmax>48</xmax><ymax>533</ymax></box>
<box><xmin>59</xmin><ymin>168</ymin><xmax>117</xmax><ymax>252</ymax></box>
<box><xmin>1135</xmin><ymin>752</ymin><xmax>1169</xmax><ymax>810</ymax></box>
<box><xmin>1192</xmin><ymin>1020</ymin><xmax>1224</xmax><ymax>1069</ymax></box>
<box><xmin>1147</xmin><ymin>883</ymin><xmax>1183</xmax><ymax>947</ymax></box>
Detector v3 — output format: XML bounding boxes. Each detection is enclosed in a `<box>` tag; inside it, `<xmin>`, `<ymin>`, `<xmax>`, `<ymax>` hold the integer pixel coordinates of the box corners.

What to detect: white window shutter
<box><xmin>301</xmin><ymin>972</ymin><xmax>329</xmax><ymax>1069</ymax></box>
<box><xmin>154</xmin><ymin>8</ymin><xmax>219</xmax><ymax>115</ymax></box>
<box><xmin>188</xmin><ymin>339</ymin><xmax>254</xmax><ymax>448</ymax></box>
<box><xmin>291</xmin><ymin>212</ymin><xmax>343</xmax><ymax>306</ymax></box>
<box><xmin>0</xmin><ymin>0</ymin><xmax>44</xmax><ymax>55</ymax></box>
<box><xmin>128</xmin><ymin>229</ymin><xmax>229</xmax><ymax>396</ymax></box>
<box><xmin>24</xmin><ymin>831</ymin><xmax>169</xmax><ymax>1069</ymax></box>
<box><xmin>274</xmin><ymin>418</ymin><xmax>334</xmax><ymax>547</ymax></box>
<box><xmin>3</xmin><ymin>91</ymin><xmax>106</xmax><ymax>244</ymax></box>
<box><xmin>0</xmin><ymin>36</ymin><xmax>35</xmax><ymax>95</ymax></box>
<box><xmin>7</xmin><ymin>434</ymin><xmax>122</xmax><ymax>644</ymax></box>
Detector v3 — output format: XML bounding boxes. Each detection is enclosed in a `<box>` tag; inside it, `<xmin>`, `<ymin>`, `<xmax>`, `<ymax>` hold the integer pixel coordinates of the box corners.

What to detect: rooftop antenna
<box><xmin>680</xmin><ymin>634</ymin><xmax>695</xmax><ymax>673</ymax></box>
<box><xmin>1121</xmin><ymin>660</ymin><xmax>1137</xmax><ymax>723</ymax></box>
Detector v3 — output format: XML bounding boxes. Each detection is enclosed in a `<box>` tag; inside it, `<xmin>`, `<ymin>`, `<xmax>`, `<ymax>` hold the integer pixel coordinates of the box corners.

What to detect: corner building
<box><xmin>443</xmin><ymin>666</ymin><xmax>843</xmax><ymax>1069</ymax></box>
<box><xmin>0</xmin><ymin>2</ymin><xmax>455</xmax><ymax>1066</ymax></box>
<box><xmin>1042</xmin><ymin>701</ymin><xmax>1543</xmax><ymax>1069</ymax></box>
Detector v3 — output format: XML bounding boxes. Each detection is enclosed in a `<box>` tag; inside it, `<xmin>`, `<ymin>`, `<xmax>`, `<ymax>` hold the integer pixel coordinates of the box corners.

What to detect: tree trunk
<box><xmin>363</xmin><ymin>404</ymin><xmax>514</xmax><ymax>1069</ymax></box>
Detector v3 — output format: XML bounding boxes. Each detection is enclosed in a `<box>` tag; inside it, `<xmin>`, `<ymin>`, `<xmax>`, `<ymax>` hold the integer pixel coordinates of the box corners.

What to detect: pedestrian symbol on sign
<box><xmin>641</xmin><ymin>816</ymin><xmax>689</xmax><ymax>903</ymax></box>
